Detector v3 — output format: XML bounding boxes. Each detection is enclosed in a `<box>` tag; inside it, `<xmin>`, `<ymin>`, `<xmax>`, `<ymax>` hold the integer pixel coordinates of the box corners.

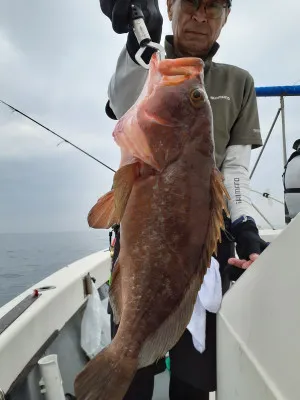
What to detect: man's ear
<box><xmin>222</xmin><ymin>8</ymin><xmax>231</xmax><ymax>26</ymax></box>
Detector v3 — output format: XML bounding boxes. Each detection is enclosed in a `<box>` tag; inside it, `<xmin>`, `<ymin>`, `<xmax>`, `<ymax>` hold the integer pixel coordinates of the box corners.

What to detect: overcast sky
<box><xmin>0</xmin><ymin>0</ymin><xmax>299</xmax><ymax>233</ymax></box>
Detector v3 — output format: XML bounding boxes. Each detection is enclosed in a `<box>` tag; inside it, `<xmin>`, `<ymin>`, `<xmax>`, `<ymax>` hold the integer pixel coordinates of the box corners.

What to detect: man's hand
<box><xmin>228</xmin><ymin>253</ymin><xmax>259</xmax><ymax>269</ymax></box>
<box><xmin>99</xmin><ymin>0</ymin><xmax>163</xmax><ymax>62</ymax></box>
<box><xmin>232</xmin><ymin>217</ymin><xmax>269</xmax><ymax>261</ymax></box>
<box><xmin>224</xmin><ymin>254</ymin><xmax>258</xmax><ymax>282</ymax></box>
<box><xmin>224</xmin><ymin>217</ymin><xmax>269</xmax><ymax>282</ymax></box>
<box><xmin>99</xmin><ymin>0</ymin><xmax>131</xmax><ymax>33</ymax></box>
<box><xmin>99</xmin><ymin>0</ymin><xmax>163</xmax><ymax>36</ymax></box>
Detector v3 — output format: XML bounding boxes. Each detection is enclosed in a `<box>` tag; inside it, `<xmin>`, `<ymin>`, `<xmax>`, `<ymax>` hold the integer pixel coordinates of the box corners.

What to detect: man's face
<box><xmin>167</xmin><ymin>0</ymin><xmax>230</xmax><ymax>57</ymax></box>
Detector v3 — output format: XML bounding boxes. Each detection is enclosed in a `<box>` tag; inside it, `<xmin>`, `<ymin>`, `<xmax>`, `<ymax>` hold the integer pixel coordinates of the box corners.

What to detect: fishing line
<box><xmin>0</xmin><ymin>99</ymin><xmax>116</xmax><ymax>173</ymax></box>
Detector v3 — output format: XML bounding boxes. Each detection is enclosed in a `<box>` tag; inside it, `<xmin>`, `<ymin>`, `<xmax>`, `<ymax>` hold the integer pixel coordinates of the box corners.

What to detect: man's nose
<box><xmin>192</xmin><ymin>2</ymin><xmax>208</xmax><ymax>23</ymax></box>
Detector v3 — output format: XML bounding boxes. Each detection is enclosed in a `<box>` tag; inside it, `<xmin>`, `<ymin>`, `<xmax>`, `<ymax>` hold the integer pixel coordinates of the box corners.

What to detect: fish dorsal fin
<box><xmin>201</xmin><ymin>167</ymin><xmax>230</xmax><ymax>276</ymax></box>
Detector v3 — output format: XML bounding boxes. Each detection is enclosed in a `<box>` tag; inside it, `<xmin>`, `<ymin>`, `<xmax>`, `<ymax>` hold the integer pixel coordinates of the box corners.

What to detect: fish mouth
<box><xmin>161</xmin><ymin>75</ymin><xmax>190</xmax><ymax>86</ymax></box>
<box><xmin>158</xmin><ymin>58</ymin><xmax>204</xmax><ymax>87</ymax></box>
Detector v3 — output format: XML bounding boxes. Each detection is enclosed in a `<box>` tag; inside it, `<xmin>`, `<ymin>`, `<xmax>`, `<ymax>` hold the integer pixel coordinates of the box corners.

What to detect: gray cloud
<box><xmin>0</xmin><ymin>0</ymin><xmax>299</xmax><ymax>232</ymax></box>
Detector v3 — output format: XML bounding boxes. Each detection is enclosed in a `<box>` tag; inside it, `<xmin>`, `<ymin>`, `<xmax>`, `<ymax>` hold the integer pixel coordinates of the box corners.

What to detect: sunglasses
<box><xmin>181</xmin><ymin>0</ymin><xmax>229</xmax><ymax>19</ymax></box>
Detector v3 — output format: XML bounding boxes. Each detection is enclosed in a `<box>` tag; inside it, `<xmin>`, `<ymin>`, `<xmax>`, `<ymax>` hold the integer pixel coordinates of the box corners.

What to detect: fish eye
<box><xmin>190</xmin><ymin>88</ymin><xmax>206</xmax><ymax>107</ymax></box>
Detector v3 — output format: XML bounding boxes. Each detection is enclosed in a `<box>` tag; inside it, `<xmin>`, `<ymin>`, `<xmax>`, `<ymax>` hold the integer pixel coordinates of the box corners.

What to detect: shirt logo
<box><xmin>210</xmin><ymin>95</ymin><xmax>231</xmax><ymax>101</ymax></box>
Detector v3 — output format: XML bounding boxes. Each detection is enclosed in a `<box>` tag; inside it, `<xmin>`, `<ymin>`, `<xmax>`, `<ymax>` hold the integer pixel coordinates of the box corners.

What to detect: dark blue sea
<box><xmin>0</xmin><ymin>230</ymin><xmax>109</xmax><ymax>307</ymax></box>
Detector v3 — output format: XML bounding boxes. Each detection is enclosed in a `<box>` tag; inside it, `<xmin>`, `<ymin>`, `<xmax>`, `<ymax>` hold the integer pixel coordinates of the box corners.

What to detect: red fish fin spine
<box><xmin>201</xmin><ymin>168</ymin><xmax>230</xmax><ymax>276</ymax></box>
<box><xmin>87</xmin><ymin>190</ymin><xmax>119</xmax><ymax>229</ymax></box>
<box><xmin>74</xmin><ymin>343</ymin><xmax>138</xmax><ymax>400</ymax></box>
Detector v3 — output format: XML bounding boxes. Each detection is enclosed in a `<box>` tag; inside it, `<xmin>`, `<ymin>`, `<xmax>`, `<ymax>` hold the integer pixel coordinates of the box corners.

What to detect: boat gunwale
<box><xmin>0</xmin><ymin>249</ymin><xmax>111</xmax><ymax>393</ymax></box>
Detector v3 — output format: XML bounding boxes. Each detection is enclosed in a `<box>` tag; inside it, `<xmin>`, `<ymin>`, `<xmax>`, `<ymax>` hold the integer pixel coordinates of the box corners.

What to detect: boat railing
<box><xmin>249</xmin><ymin>85</ymin><xmax>300</xmax><ymax>229</ymax></box>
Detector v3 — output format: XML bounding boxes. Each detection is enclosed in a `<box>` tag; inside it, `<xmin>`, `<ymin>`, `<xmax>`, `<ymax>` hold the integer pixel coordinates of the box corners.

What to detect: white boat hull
<box><xmin>0</xmin><ymin>223</ymin><xmax>293</xmax><ymax>399</ymax></box>
<box><xmin>217</xmin><ymin>216</ymin><xmax>300</xmax><ymax>399</ymax></box>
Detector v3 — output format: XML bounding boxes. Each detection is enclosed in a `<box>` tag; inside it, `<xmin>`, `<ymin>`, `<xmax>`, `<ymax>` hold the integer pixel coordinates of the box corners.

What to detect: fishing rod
<box><xmin>250</xmin><ymin>188</ymin><xmax>284</xmax><ymax>205</ymax></box>
<box><xmin>0</xmin><ymin>99</ymin><xmax>116</xmax><ymax>173</ymax></box>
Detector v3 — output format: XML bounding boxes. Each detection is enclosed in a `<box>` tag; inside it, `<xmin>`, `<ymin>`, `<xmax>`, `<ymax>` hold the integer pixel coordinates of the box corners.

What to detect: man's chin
<box><xmin>177</xmin><ymin>39</ymin><xmax>210</xmax><ymax>58</ymax></box>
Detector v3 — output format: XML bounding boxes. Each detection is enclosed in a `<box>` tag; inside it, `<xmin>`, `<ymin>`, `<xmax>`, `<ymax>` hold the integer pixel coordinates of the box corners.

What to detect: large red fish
<box><xmin>74</xmin><ymin>53</ymin><xmax>229</xmax><ymax>400</ymax></box>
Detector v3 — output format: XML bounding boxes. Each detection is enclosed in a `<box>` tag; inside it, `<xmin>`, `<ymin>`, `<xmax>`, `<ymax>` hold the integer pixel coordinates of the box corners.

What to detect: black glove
<box><xmin>223</xmin><ymin>263</ymin><xmax>245</xmax><ymax>283</ymax></box>
<box><xmin>99</xmin><ymin>0</ymin><xmax>163</xmax><ymax>63</ymax></box>
<box><xmin>99</xmin><ymin>0</ymin><xmax>130</xmax><ymax>34</ymax></box>
<box><xmin>232</xmin><ymin>218</ymin><xmax>269</xmax><ymax>261</ymax></box>
<box><xmin>223</xmin><ymin>218</ymin><xmax>269</xmax><ymax>283</ymax></box>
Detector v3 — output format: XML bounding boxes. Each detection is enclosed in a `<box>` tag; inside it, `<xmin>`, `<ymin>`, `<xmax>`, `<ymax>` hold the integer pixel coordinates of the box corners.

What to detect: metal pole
<box><xmin>251</xmin><ymin>202</ymin><xmax>276</xmax><ymax>230</ymax></box>
<box><xmin>280</xmin><ymin>96</ymin><xmax>288</xmax><ymax>166</ymax></box>
<box><xmin>250</xmin><ymin>108</ymin><xmax>281</xmax><ymax>179</ymax></box>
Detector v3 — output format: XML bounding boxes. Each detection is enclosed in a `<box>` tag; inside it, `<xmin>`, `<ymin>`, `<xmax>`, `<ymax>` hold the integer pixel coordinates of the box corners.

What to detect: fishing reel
<box><xmin>109</xmin><ymin>224</ymin><xmax>120</xmax><ymax>259</ymax></box>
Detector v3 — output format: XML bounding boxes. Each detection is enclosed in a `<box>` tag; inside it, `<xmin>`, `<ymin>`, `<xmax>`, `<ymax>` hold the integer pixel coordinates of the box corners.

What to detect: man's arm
<box><xmin>222</xmin><ymin>143</ymin><xmax>268</xmax><ymax>253</ymax></box>
<box><xmin>221</xmin><ymin>144</ymin><xmax>253</xmax><ymax>223</ymax></box>
<box><xmin>221</xmin><ymin>144</ymin><xmax>268</xmax><ymax>279</ymax></box>
<box><xmin>99</xmin><ymin>0</ymin><xmax>163</xmax><ymax>119</ymax></box>
<box><xmin>221</xmin><ymin>71</ymin><xmax>268</xmax><ymax>268</ymax></box>
<box><xmin>107</xmin><ymin>46</ymin><xmax>149</xmax><ymax>120</ymax></box>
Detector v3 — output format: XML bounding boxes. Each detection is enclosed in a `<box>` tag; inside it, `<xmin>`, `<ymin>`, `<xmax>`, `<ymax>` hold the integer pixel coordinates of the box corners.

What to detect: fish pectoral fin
<box><xmin>109</xmin><ymin>259</ymin><xmax>122</xmax><ymax>325</ymax></box>
<box><xmin>87</xmin><ymin>190</ymin><xmax>119</xmax><ymax>229</ymax></box>
<box><xmin>87</xmin><ymin>162</ymin><xmax>139</xmax><ymax>229</ymax></box>
<box><xmin>201</xmin><ymin>167</ymin><xmax>230</xmax><ymax>272</ymax></box>
<box><xmin>113</xmin><ymin>162</ymin><xmax>139</xmax><ymax>221</ymax></box>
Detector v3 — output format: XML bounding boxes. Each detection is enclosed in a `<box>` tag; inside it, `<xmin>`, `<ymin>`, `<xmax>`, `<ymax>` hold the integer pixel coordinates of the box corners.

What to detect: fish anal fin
<box><xmin>87</xmin><ymin>190</ymin><xmax>119</xmax><ymax>229</ymax></box>
<box><xmin>201</xmin><ymin>167</ymin><xmax>230</xmax><ymax>274</ymax></box>
<box><xmin>137</xmin><ymin>275</ymin><xmax>201</xmax><ymax>369</ymax></box>
<box><xmin>113</xmin><ymin>162</ymin><xmax>139</xmax><ymax>221</ymax></box>
<box><xmin>109</xmin><ymin>259</ymin><xmax>122</xmax><ymax>326</ymax></box>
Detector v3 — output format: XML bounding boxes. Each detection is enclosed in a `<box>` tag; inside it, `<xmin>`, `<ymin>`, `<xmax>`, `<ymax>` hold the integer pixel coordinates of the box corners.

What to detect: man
<box><xmin>100</xmin><ymin>0</ymin><xmax>268</xmax><ymax>398</ymax></box>
<box><xmin>283</xmin><ymin>138</ymin><xmax>300</xmax><ymax>224</ymax></box>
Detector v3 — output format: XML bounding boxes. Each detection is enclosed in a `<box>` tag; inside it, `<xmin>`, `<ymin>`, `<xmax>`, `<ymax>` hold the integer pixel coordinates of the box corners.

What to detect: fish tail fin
<box><xmin>74</xmin><ymin>341</ymin><xmax>138</xmax><ymax>400</ymax></box>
